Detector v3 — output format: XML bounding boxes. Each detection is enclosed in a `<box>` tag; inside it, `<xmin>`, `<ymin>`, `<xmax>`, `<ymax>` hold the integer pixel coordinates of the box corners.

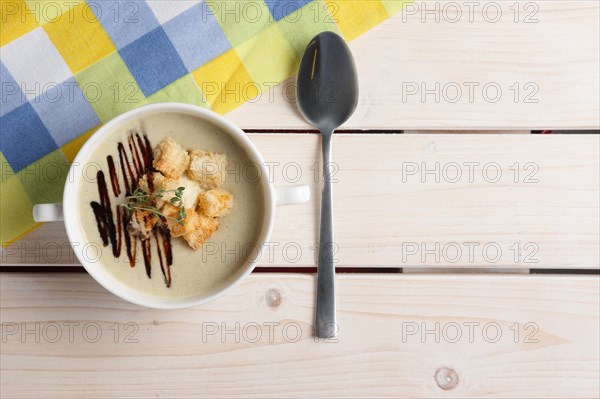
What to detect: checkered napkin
<box><xmin>0</xmin><ymin>0</ymin><xmax>406</xmax><ymax>246</ymax></box>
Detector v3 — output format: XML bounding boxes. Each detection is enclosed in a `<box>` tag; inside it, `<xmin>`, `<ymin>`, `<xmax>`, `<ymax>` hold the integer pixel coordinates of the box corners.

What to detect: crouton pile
<box><xmin>128</xmin><ymin>137</ymin><xmax>233</xmax><ymax>250</ymax></box>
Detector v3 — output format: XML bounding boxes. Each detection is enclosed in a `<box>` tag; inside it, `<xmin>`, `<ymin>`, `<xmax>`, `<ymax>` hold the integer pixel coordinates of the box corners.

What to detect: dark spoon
<box><xmin>296</xmin><ymin>32</ymin><xmax>359</xmax><ymax>338</ymax></box>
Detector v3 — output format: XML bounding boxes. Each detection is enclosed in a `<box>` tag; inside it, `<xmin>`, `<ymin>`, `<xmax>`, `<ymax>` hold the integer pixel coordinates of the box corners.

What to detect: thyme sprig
<box><xmin>121</xmin><ymin>186</ymin><xmax>187</xmax><ymax>226</ymax></box>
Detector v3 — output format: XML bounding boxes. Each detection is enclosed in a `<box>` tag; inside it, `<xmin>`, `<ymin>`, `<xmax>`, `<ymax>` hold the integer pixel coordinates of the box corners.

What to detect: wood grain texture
<box><xmin>1</xmin><ymin>273</ymin><xmax>598</xmax><ymax>398</ymax></box>
<box><xmin>227</xmin><ymin>1</ymin><xmax>600</xmax><ymax>130</ymax></box>
<box><xmin>2</xmin><ymin>134</ymin><xmax>598</xmax><ymax>269</ymax></box>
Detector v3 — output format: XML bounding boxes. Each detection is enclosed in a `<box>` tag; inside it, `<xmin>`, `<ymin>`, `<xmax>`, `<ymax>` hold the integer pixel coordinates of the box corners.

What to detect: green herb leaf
<box><xmin>120</xmin><ymin>183</ymin><xmax>190</xmax><ymax>227</ymax></box>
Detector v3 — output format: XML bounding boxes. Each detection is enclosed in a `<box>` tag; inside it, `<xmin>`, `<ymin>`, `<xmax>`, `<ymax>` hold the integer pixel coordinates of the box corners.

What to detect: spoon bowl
<box><xmin>297</xmin><ymin>32</ymin><xmax>359</xmax><ymax>134</ymax></box>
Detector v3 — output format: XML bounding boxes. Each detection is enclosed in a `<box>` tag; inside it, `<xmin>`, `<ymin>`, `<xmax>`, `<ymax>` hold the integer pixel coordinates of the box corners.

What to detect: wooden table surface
<box><xmin>1</xmin><ymin>2</ymin><xmax>599</xmax><ymax>398</ymax></box>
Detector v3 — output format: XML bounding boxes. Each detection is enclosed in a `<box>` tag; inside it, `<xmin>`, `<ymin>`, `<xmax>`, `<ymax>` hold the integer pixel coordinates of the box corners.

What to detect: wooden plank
<box><xmin>2</xmin><ymin>134</ymin><xmax>598</xmax><ymax>269</ymax></box>
<box><xmin>1</xmin><ymin>273</ymin><xmax>598</xmax><ymax>398</ymax></box>
<box><xmin>226</xmin><ymin>1</ymin><xmax>600</xmax><ymax>130</ymax></box>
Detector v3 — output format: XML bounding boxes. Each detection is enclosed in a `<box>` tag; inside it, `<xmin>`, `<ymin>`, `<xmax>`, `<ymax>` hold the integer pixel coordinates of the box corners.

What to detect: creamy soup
<box><xmin>78</xmin><ymin>112</ymin><xmax>265</xmax><ymax>299</ymax></box>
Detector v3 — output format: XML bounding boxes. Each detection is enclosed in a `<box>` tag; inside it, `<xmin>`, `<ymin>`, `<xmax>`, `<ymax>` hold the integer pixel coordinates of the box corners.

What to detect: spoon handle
<box><xmin>316</xmin><ymin>132</ymin><xmax>336</xmax><ymax>338</ymax></box>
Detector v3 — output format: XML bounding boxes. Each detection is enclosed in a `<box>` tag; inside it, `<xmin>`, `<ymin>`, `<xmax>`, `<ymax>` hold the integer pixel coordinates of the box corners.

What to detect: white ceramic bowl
<box><xmin>33</xmin><ymin>103</ymin><xmax>309</xmax><ymax>308</ymax></box>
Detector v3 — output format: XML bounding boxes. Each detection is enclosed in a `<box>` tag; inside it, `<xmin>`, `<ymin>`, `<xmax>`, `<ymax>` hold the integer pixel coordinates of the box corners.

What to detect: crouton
<box><xmin>137</xmin><ymin>172</ymin><xmax>164</xmax><ymax>194</ymax></box>
<box><xmin>127</xmin><ymin>209</ymin><xmax>158</xmax><ymax>240</ymax></box>
<box><xmin>183</xmin><ymin>214</ymin><xmax>220</xmax><ymax>250</ymax></box>
<box><xmin>158</xmin><ymin>174</ymin><xmax>203</xmax><ymax>209</ymax></box>
<box><xmin>197</xmin><ymin>189</ymin><xmax>233</xmax><ymax>217</ymax></box>
<box><xmin>187</xmin><ymin>150</ymin><xmax>227</xmax><ymax>189</ymax></box>
<box><xmin>153</xmin><ymin>137</ymin><xmax>190</xmax><ymax>178</ymax></box>
<box><xmin>162</xmin><ymin>203</ymin><xmax>196</xmax><ymax>237</ymax></box>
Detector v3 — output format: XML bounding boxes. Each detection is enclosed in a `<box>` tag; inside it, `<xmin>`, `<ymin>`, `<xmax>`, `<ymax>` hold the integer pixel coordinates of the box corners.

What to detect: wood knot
<box><xmin>435</xmin><ymin>367</ymin><xmax>459</xmax><ymax>390</ymax></box>
<box><xmin>265</xmin><ymin>289</ymin><xmax>282</xmax><ymax>307</ymax></box>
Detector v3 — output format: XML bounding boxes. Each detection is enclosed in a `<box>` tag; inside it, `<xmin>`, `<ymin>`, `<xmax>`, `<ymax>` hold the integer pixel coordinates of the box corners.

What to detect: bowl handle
<box><xmin>33</xmin><ymin>204</ymin><xmax>64</xmax><ymax>222</ymax></box>
<box><xmin>275</xmin><ymin>185</ymin><xmax>310</xmax><ymax>206</ymax></box>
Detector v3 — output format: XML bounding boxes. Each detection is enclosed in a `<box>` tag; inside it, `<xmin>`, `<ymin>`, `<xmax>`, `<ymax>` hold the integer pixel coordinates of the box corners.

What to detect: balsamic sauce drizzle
<box><xmin>90</xmin><ymin>130</ymin><xmax>173</xmax><ymax>287</ymax></box>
